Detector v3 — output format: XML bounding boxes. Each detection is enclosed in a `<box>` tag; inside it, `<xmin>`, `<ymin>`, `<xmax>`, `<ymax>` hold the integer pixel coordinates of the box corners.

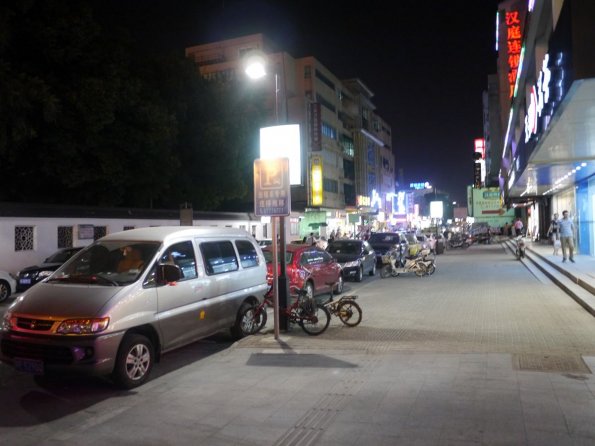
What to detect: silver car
<box><xmin>0</xmin><ymin>227</ymin><xmax>267</xmax><ymax>388</ymax></box>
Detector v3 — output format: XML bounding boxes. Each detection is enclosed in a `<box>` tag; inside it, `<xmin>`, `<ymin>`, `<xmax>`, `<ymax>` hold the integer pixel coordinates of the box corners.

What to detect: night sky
<box><xmin>97</xmin><ymin>0</ymin><xmax>502</xmax><ymax>204</ymax></box>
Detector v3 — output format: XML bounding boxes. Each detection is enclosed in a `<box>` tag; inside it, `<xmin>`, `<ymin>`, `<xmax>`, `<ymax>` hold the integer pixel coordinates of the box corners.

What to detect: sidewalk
<box><xmin>521</xmin><ymin>238</ymin><xmax>595</xmax><ymax>315</ymax></box>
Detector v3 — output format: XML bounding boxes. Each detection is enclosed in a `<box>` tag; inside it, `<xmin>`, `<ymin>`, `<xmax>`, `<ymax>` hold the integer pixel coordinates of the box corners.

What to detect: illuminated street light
<box><xmin>244</xmin><ymin>51</ymin><xmax>290</xmax><ymax>336</ymax></box>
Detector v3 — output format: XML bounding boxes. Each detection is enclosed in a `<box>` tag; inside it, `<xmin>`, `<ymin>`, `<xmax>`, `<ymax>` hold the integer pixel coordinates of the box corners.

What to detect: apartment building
<box><xmin>185</xmin><ymin>33</ymin><xmax>395</xmax><ymax>237</ymax></box>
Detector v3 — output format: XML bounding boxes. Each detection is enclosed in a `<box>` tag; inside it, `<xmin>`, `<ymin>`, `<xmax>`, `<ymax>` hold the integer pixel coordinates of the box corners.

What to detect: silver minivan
<box><xmin>0</xmin><ymin>227</ymin><xmax>268</xmax><ymax>388</ymax></box>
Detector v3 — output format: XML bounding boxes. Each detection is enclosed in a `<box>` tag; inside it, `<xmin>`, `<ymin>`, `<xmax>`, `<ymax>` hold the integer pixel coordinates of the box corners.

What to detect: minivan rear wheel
<box><xmin>112</xmin><ymin>333</ymin><xmax>154</xmax><ymax>389</ymax></box>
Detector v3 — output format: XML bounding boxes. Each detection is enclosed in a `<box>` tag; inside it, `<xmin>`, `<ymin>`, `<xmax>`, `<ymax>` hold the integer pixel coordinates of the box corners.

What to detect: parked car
<box><xmin>257</xmin><ymin>239</ymin><xmax>273</xmax><ymax>248</ymax></box>
<box><xmin>368</xmin><ymin>232</ymin><xmax>407</xmax><ymax>266</ymax></box>
<box><xmin>0</xmin><ymin>270</ymin><xmax>17</xmax><ymax>303</ymax></box>
<box><xmin>326</xmin><ymin>239</ymin><xmax>376</xmax><ymax>282</ymax></box>
<box><xmin>261</xmin><ymin>244</ymin><xmax>343</xmax><ymax>298</ymax></box>
<box><xmin>1</xmin><ymin>227</ymin><xmax>268</xmax><ymax>389</ymax></box>
<box><xmin>16</xmin><ymin>247</ymin><xmax>84</xmax><ymax>292</ymax></box>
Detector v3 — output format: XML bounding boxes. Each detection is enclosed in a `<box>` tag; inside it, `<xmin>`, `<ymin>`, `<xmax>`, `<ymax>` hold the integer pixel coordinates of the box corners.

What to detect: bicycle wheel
<box><xmin>299</xmin><ymin>303</ymin><xmax>331</xmax><ymax>336</ymax></box>
<box><xmin>337</xmin><ymin>300</ymin><xmax>362</xmax><ymax>327</ymax></box>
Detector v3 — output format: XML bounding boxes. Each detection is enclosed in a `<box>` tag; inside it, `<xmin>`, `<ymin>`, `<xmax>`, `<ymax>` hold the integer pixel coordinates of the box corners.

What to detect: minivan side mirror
<box><xmin>156</xmin><ymin>264</ymin><xmax>182</xmax><ymax>285</ymax></box>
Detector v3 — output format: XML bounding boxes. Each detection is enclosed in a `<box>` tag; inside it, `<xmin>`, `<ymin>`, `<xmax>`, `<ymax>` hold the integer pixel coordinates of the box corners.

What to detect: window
<box><xmin>160</xmin><ymin>241</ymin><xmax>197</xmax><ymax>280</ymax></box>
<box><xmin>301</xmin><ymin>250</ymin><xmax>324</xmax><ymax>266</ymax></box>
<box><xmin>123</xmin><ymin>226</ymin><xmax>135</xmax><ymax>231</ymax></box>
<box><xmin>323</xmin><ymin>178</ymin><xmax>339</xmax><ymax>194</ymax></box>
<box><xmin>200</xmin><ymin>241</ymin><xmax>239</xmax><ymax>275</ymax></box>
<box><xmin>322</xmin><ymin>122</ymin><xmax>337</xmax><ymax>140</ymax></box>
<box><xmin>344</xmin><ymin>184</ymin><xmax>356</xmax><ymax>206</ymax></box>
<box><xmin>304</xmin><ymin>65</ymin><xmax>311</xmax><ymax>79</ymax></box>
<box><xmin>235</xmin><ymin>240</ymin><xmax>259</xmax><ymax>268</ymax></box>
<box><xmin>15</xmin><ymin>226</ymin><xmax>34</xmax><ymax>251</ymax></box>
<box><xmin>57</xmin><ymin>226</ymin><xmax>73</xmax><ymax>249</ymax></box>
<box><xmin>340</xmin><ymin>134</ymin><xmax>354</xmax><ymax>157</ymax></box>
<box><xmin>94</xmin><ymin>226</ymin><xmax>107</xmax><ymax>241</ymax></box>
<box><xmin>315</xmin><ymin>69</ymin><xmax>335</xmax><ymax>90</ymax></box>
<box><xmin>343</xmin><ymin>159</ymin><xmax>355</xmax><ymax>181</ymax></box>
<box><xmin>316</xmin><ymin>93</ymin><xmax>336</xmax><ymax>113</ymax></box>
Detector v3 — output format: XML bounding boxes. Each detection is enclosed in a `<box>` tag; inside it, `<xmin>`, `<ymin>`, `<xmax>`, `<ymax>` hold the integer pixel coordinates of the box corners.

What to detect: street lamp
<box><xmin>244</xmin><ymin>51</ymin><xmax>290</xmax><ymax>335</ymax></box>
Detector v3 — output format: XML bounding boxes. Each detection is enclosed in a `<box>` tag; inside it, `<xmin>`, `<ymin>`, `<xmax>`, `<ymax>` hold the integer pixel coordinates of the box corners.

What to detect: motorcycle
<box><xmin>418</xmin><ymin>248</ymin><xmax>436</xmax><ymax>275</ymax></box>
<box><xmin>515</xmin><ymin>236</ymin><xmax>526</xmax><ymax>259</ymax></box>
<box><xmin>448</xmin><ymin>233</ymin><xmax>472</xmax><ymax>249</ymax></box>
<box><xmin>380</xmin><ymin>249</ymin><xmax>427</xmax><ymax>278</ymax></box>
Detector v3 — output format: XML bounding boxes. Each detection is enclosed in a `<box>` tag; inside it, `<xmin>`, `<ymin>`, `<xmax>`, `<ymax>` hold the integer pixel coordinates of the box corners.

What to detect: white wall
<box><xmin>0</xmin><ymin>216</ymin><xmax>266</xmax><ymax>274</ymax></box>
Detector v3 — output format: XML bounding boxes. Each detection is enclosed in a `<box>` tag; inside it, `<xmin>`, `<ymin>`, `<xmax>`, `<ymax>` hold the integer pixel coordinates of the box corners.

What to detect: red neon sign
<box><xmin>505</xmin><ymin>10</ymin><xmax>522</xmax><ymax>98</ymax></box>
<box><xmin>474</xmin><ymin>138</ymin><xmax>485</xmax><ymax>159</ymax></box>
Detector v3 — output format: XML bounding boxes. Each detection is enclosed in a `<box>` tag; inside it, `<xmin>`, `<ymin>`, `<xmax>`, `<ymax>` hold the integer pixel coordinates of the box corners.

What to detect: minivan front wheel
<box><xmin>112</xmin><ymin>334</ymin><xmax>154</xmax><ymax>389</ymax></box>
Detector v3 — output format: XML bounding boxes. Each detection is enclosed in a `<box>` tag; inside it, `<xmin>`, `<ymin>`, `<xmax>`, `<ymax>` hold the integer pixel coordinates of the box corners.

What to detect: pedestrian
<box><xmin>558</xmin><ymin>210</ymin><xmax>575</xmax><ymax>263</ymax></box>
<box><xmin>514</xmin><ymin>218</ymin><xmax>524</xmax><ymax>236</ymax></box>
<box><xmin>329</xmin><ymin>229</ymin><xmax>336</xmax><ymax>242</ymax></box>
<box><xmin>547</xmin><ymin>213</ymin><xmax>560</xmax><ymax>255</ymax></box>
<box><xmin>305</xmin><ymin>232</ymin><xmax>315</xmax><ymax>245</ymax></box>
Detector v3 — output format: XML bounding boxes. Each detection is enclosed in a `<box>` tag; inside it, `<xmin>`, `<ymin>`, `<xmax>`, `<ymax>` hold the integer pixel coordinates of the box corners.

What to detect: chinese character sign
<box><xmin>254</xmin><ymin>158</ymin><xmax>291</xmax><ymax>216</ymax></box>
<box><xmin>505</xmin><ymin>10</ymin><xmax>522</xmax><ymax>98</ymax></box>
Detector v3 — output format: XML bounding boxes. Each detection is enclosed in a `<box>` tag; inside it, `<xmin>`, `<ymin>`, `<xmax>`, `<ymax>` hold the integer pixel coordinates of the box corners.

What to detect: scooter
<box><xmin>380</xmin><ymin>249</ymin><xmax>427</xmax><ymax>278</ymax></box>
<box><xmin>448</xmin><ymin>233</ymin><xmax>471</xmax><ymax>249</ymax></box>
<box><xmin>515</xmin><ymin>236</ymin><xmax>526</xmax><ymax>259</ymax></box>
<box><xmin>418</xmin><ymin>248</ymin><xmax>436</xmax><ymax>275</ymax></box>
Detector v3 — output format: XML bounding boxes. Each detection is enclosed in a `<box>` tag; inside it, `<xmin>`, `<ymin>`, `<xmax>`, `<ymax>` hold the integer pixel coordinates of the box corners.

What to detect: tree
<box><xmin>0</xmin><ymin>0</ymin><xmax>265</xmax><ymax>210</ymax></box>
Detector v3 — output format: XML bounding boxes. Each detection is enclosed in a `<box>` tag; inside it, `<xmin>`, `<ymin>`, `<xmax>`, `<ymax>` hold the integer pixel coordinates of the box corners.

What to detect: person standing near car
<box><xmin>558</xmin><ymin>210</ymin><xmax>575</xmax><ymax>263</ymax></box>
<box><xmin>547</xmin><ymin>213</ymin><xmax>560</xmax><ymax>254</ymax></box>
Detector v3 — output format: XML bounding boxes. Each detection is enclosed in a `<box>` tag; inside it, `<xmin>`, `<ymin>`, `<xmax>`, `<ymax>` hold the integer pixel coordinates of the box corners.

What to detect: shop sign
<box><xmin>506</xmin><ymin>10</ymin><xmax>522</xmax><ymax>98</ymax></box>
<box><xmin>253</xmin><ymin>158</ymin><xmax>291</xmax><ymax>216</ymax></box>
<box><xmin>310</xmin><ymin>103</ymin><xmax>321</xmax><ymax>151</ymax></box>
<box><xmin>356</xmin><ymin>195</ymin><xmax>370</xmax><ymax>207</ymax></box>
<box><xmin>524</xmin><ymin>53</ymin><xmax>552</xmax><ymax>143</ymax></box>
<box><xmin>311</xmin><ymin>155</ymin><xmax>323</xmax><ymax>206</ymax></box>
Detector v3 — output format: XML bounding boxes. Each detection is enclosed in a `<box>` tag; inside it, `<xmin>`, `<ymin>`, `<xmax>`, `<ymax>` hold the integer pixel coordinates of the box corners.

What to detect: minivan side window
<box><xmin>160</xmin><ymin>241</ymin><xmax>197</xmax><ymax>280</ymax></box>
<box><xmin>235</xmin><ymin>240</ymin><xmax>259</xmax><ymax>268</ymax></box>
<box><xmin>200</xmin><ymin>241</ymin><xmax>239</xmax><ymax>275</ymax></box>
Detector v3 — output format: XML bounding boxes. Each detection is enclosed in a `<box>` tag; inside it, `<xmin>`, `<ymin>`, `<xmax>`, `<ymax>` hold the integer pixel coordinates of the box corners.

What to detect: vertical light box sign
<box><xmin>259</xmin><ymin>125</ymin><xmax>301</xmax><ymax>185</ymax></box>
<box><xmin>311</xmin><ymin>155</ymin><xmax>323</xmax><ymax>206</ymax></box>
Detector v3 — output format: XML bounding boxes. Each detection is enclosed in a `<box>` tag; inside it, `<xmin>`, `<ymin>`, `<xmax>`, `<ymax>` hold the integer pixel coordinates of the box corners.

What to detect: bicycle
<box><xmin>323</xmin><ymin>295</ymin><xmax>362</xmax><ymax>327</ymax></box>
<box><xmin>240</xmin><ymin>286</ymin><xmax>331</xmax><ymax>336</ymax></box>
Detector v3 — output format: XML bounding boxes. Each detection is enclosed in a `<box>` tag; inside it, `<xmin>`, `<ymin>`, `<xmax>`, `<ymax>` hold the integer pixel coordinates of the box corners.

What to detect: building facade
<box><xmin>494</xmin><ymin>0</ymin><xmax>595</xmax><ymax>254</ymax></box>
<box><xmin>185</xmin><ymin>34</ymin><xmax>396</xmax><ymax>239</ymax></box>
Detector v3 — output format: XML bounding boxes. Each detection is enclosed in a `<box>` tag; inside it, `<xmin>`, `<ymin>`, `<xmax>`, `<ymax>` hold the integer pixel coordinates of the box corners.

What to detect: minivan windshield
<box><xmin>49</xmin><ymin>241</ymin><xmax>161</xmax><ymax>286</ymax></box>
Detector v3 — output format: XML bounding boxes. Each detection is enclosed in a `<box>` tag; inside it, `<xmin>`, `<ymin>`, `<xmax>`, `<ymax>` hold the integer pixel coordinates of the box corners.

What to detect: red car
<box><xmin>262</xmin><ymin>244</ymin><xmax>343</xmax><ymax>298</ymax></box>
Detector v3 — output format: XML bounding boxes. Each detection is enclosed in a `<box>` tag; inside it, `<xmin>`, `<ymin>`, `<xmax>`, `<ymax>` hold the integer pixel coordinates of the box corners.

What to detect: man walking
<box><xmin>558</xmin><ymin>210</ymin><xmax>575</xmax><ymax>263</ymax></box>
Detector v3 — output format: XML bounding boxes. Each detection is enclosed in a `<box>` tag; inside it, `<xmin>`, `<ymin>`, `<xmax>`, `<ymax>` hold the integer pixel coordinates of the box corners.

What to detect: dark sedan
<box><xmin>16</xmin><ymin>247</ymin><xmax>83</xmax><ymax>292</ymax></box>
<box><xmin>368</xmin><ymin>232</ymin><xmax>407</xmax><ymax>266</ymax></box>
<box><xmin>326</xmin><ymin>239</ymin><xmax>376</xmax><ymax>282</ymax></box>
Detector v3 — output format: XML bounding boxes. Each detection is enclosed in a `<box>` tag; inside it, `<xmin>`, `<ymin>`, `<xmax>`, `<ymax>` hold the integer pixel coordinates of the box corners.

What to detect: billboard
<box><xmin>470</xmin><ymin>187</ymin><xmax>514</xmax><ymax>226</ymax></box>
<box><xmin>260</xmin><ymin>125</ymin><xmax>301</xmax><ymax>185</ymax></box>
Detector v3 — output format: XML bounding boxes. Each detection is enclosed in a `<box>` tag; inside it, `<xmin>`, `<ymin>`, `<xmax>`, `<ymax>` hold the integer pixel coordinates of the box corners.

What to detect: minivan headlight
<box><xmin>1</xmin><ymin>312</ymin><xmax>13</xmax><ymax>331</ymax></box>
<box><xmin>57</xmin><ymin>318</ymin><xmax>109</xmax><ymax>334</ymax></box>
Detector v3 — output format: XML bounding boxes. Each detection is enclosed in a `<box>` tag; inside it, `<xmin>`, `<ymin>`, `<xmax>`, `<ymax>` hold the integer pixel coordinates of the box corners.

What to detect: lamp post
<box><xmin>244</xmin><ymin>51</ymin><xmax>290</xmax><ymax>334</ymax></box>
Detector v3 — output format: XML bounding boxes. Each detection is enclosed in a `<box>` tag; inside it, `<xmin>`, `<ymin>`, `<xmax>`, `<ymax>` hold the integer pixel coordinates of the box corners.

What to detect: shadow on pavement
<box><xmin>246</xmin><ymin>352</ymin><xmax>358</xmax><ymax>368</ymax></box>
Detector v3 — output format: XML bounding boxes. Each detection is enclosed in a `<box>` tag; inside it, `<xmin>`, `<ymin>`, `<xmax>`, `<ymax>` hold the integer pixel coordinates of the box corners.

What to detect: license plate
<box><xmin>19</xmin><ymin>278</ymin><xmax>31</xmax><ymax>285</ymax></box>
<box><xmin>14</xmin><ymin>357</ymin><xmax>44</xmax><ymax>375</ymax></box>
